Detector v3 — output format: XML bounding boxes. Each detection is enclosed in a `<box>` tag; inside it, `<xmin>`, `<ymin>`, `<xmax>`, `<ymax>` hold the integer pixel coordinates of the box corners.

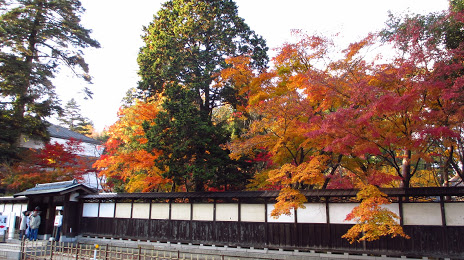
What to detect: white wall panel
<box><xmin>403</xmin><ymin>203</ymin><xmax>441</xmax><ymax>226</ymax></box>
<box><xmin>216</xmin><ymin>204</ymin><xmax>238</xmax><ymax>221</ymax></box>
<box><xmin>445</xmin><ymin>203</ymin><xmax>464</xmax><ymax>226</ymax></box>
<box><xmin>12</xmin><ymin>204</ymin><xmax>22</xmax><ymax>215</ymax></box>
<box><xmin>82</xmin><ymin>203</ymin><xmax>99</xmax><ymax>217</ymax></box>
<box><xmin>297</xmin><ymin>203</ymin><xmax>326</xmax><ymax>223</ymax></box>
<box><xmin>171</xmin><ymin>204</ymin><xmax>191</xmax><ymax>220</ymax></box>
<box><xmin>192</xmin><ymin>204</ymin><xmax>214</xmax><ymax>221</ymax></box>
<box><xmin>329</xmin><ymin>203</ymin><xmax>359</xmax><ymax>224</ymax></box>
<box><xmin>383</xmin><ymin>203</ymin><xmax>400</xmax><ymax>216</ymax></box>
<box><xmin>0</xmin><ymin>204</ymin><xmax>4</xmax><ymax>212</ymax></box>
<box><xmin>3</xmin><ymin>204</ymin><xmax>13</xmax><ymax>213</ymax></box>
<box><xmin>99</xmin><ymin>203</ymin><xmax>115</xmax><ymax>218</ymax></box>
<box><xmin>151</xmin><ymin>203</ymin><xmax>169</xmax><ymax>219</ymax></box>
<box><xmin>115</xmin><ymin>203</ymin><xmax>132</xmax><ymax>219</ymax></box>
<box><xmin>241</xmin><ymin>204</ymin><xmax>265</xmax><ymax>222</ymax></box>
<box><xmin>20</xmin><ymin>204</ymin><xmax>28</xmax><ymax>213</ymax></box>
<box><xmin>267</xmin><ymin>204</ymin><xmax>295</xmax><ymax>223</ymax></box>
<box><xmin>20</xmin><ymin>136</ymin><xmax>104</xmax><ymax>157</ymax></box>
<box><xmin>382</xmin><ymin>203</ymin><xmax>400</xmax><ymax>224</ymax></box>
<box><xmin>132</xmin><ymin>203</ymin><xmax>150</xmax><ymax>219</ymax></box>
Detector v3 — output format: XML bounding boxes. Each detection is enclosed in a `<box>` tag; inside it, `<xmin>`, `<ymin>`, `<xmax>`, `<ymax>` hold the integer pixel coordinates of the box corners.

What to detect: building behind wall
<box><xmin>19</xmin><ymin>124</ymin><xmax>105</xmax><ymax>190</ymax></box>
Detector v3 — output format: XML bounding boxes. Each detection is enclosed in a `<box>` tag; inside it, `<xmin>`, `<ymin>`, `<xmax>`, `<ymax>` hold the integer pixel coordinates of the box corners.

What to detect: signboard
<box><xmin>0</xmin><ymin>215</ymin><xmax>8</xmax><ymax>235</ymax></box>
<box><xmin>54</xmin><ymin>215</ymin><xmax>63</xmax><ymax>227</ymax></box>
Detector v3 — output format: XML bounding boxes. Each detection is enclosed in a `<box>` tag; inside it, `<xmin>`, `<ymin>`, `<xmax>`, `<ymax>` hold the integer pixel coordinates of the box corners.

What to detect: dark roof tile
<box><xmin>48</xmin><ymin>124</ymin><xmax>101</xmax><ymax>145</ymax></box>
<box><xmin>14</xmin><ymin>179</ymin><xmax>96</xmax><ymax>197</ymax></box>
<box><xmin>80</xmin><ymin>187</ymin><xmax>464</xmax><ymax>201</ymax></box>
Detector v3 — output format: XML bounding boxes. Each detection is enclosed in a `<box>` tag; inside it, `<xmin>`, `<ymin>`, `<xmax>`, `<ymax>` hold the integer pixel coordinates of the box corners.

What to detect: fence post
<box><xmin>138</xmin><ymin>246</ymin><xmax>141</xmax><ymax>260</ymax></box>
<box><xmin>105</xmin><ymin>244</ymin><xmax>108</xmax><ymax>260</ymax></box>
<box><xmin>75</xmin><ymin>242</ymin><xmax>79</xmax><ymax>260</ymax></box>
<box><xmin>93</xmin><ymin>244</ymin><xmax>99</xmax><ymax>260</ymax></box>
<box><xmin>49</xmin><ymin>241</ymin><xmax>54</xmax><ymax>260</ymax></box>
<box><xmin>19</xmin><ymin>239</ymin><xmax>24</xmax><ymax>260</ymax></box>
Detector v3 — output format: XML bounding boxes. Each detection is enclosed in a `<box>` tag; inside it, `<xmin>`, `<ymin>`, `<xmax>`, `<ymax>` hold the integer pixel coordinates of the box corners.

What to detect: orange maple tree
<box><xmin>342</xmin><ymin>184</ymin><xmax>409</xmax><ymax>243</ymax></box>
<box><xmin>222</xmin><ymin>30</ymin><xmax>429</xmax><ymax>242</ymax></box>
<box><xmin>93</xmin><ymin>98</ymin><xmax>171</xmax><ymax>192</ymax></box>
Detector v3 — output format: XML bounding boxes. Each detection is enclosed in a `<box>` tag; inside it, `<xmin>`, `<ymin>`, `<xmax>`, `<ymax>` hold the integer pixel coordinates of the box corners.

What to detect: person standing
<box><xmin>29</xmin><ymin>209</ymin><xmax>41</xmax><ymax>241</ymax></box>
<box><xmin>53</xmin><ymin>210</ymin><xmax>63</xmax><ymax>242</ymax></box>
<box><xmin>19</xmin><ymin>211</ymin><xmax>29</xmax><ymax>240</ymax></box>
<box><xmin>25</xmin><ymin>211</ymin><xmax>30</xmax><ymax>239</ymax></box>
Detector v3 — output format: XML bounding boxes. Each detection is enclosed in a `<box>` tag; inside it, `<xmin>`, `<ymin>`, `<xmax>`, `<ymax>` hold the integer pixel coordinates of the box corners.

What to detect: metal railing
<box><xmin>20</xmin><ymin>240</ymin><xmax>275</xmax><ymax>260</ymax></box>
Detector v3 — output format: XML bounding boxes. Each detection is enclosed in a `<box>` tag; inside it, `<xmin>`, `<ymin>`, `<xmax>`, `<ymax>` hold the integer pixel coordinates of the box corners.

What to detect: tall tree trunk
<box><xmin>322</xmin><ymin>154</ymin><xmax>343</xmax><ymax>189</ymax></box>
<box><xmin>443</xmin><ymin>146</ymin><xmax>454</xmax><ymax>187</ymax></box>
<box><xmin>401</xmin><ymin>149</ymin><xmax>411</xmax><ymax>188</ymax></box>
<box><xmin>13</xmin><ymin>1</ymin><xmax>43</xmax><ymax>147</ymax></box>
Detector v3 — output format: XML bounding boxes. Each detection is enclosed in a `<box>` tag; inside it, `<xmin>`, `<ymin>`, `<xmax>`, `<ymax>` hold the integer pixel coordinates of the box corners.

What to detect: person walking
<box><xmin>29</xmin><ymin>208</ymin><xmax>41</xmax><ymax>241</ymax></box>
<box><xmin>19</xmin><ymin>211</ymin><xmax>29</xmax><ymax>240</ymax></box>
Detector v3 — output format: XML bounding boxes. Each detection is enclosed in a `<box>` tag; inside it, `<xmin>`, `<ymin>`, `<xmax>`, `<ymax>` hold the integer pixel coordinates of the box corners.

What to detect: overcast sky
<box><xmin>51</xmin><ymin>0</ymin><xmax>449</xmax><ymax>132</ymax></box>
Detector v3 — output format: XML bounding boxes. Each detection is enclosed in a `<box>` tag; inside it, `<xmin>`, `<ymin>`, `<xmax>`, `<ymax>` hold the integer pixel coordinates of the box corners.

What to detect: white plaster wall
<box><xmin>3</xmin><ymin>204</ymin><xmax>13</xmax><ymax>214</ymax></box>
<box><xmin>79</xmin><ymin>142</ymin><xmax>104</xmax><ymax>157</ymax></box>
<box><xmin>403</xmin><ymin>203</ymin><xmax>442</xmax><ymax>226</ymax></box>
<box><xmin>12</xmin><ymin>204</ymin><xmax>22</xmax><ymax>215</ymax></box>
<box><xmin>20</xmin><ymin>136</ymin><xmax>104</xmax><ymax>157</ymax></box>
<box><xmin>297</xmin><ymin>203</ymin><xmax>327</xmax><ymax>223</ymax></box>
<box><xmin>115</xmin><ymin>203</ymin><xmax>132</xmax><ymax>219</ymax></box>
<box><xmin>382</xmin><ymin>203</ymin><xmax>400</xmax><ymax>224</ymax></box>
<box><xmin>99</xmin><ymin>203</ymin><xmax>115</xmax><ymax>218</ymax></box>
<box><xmin>171</xmin><ymin>204</ymin><xmax>191</xmax><ymax>220</ymax></box>
<box><xmin>19</xmin><ymin>136</ymin><xmax>42</xmax><ymax>150</ymax></box>
<box><xmin>82</xmin><ymin>203</ymin><xmax>99</xmax><ymax>217</ymax></box>
<box><xmin>241</xmin><ymin>204</ymin><xmax>265</xmax><ymax>222</ymax></box>
<box><xmin>382</xmin><ymin>203</ymin><xmax>400</xmax><ymax>216</ymax></box>
<box><xmin>267</xmin><ymin>204</ymin><xmax>295</xmax><ymax>223</ymax></box>
<box><xmin>82</xmin><ymin>172</ymin><xmax>105</xmax><ymax>190</ymax></box>
<box><xmin>444</xmin><ymin>203</ymin><xmax>464</xmax><ymax>226</ymax></box>
<box><xmin>216</xmin><ymin>204</ymin><xmax>239</xmax><ymax>221</ymax></box>
<box><xmin>192</xmin><ymin>204</ymin><xmax>214</xmax><ymax>221</ymax></box>
<box><xmin>132</xmin><ymin>203</ymin><xmax>150</xmax><ymax>219</ymax></box>
<box><xmin>151</xmin><ymin>203</ymin><xmax>170</xmax><ymax>220</ymax></box>
<box><xmin>329</xmin><ymin>203</ymin><xmax>359</xmax><ymax>224</ymax></box>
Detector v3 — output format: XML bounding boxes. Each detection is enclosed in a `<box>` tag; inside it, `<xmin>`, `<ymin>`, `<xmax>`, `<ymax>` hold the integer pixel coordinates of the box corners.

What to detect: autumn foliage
<box><xmin>93</xmin><ymin>98</ymin><xmax>171</xmax><ymax>192</ymax></box>
<box><xmin>91</xmin><ymin>2</ymin><xmax>464</xmax><ymax>244</ymax></box>
<box><xmin>223</xmin><ymin>5</ymin><xmax>464</xmax><ymax>242</ymax></box>
<box><xmin>342</xmin><ymin>185</ymin><xmax>409</xmax><ymax>243</ymax></box>
<box><xmin>2</xmin><ymin>139</ymin><xmax>88</xmax><ymax>192</ymax></box>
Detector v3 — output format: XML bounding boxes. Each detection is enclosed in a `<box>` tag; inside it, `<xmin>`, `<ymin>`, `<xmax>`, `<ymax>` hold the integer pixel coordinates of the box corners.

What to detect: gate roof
<box><xmin>13</xmin><ymin>179</ymin><xmax>96</xmax><ymax>197</ymax></box>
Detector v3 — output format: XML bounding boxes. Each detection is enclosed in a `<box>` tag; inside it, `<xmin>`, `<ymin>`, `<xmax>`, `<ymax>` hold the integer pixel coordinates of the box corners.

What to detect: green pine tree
<box><xmin>58</xmin><ymin>98</ymin><xmax>94</xmax><ymax>136</ymax></box>
<box><xmin>0</xmin><ymin>0</ymin><xmax>99</xmax><ymax>163</ymax></box>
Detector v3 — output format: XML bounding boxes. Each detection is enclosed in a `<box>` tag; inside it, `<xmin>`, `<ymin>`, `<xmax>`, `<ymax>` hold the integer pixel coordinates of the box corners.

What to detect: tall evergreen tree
<box><xmin>138</xmin><ymin>0</ymin><xmax>268</xmax><ymax>191</ymax></box>
<box><xmin>144</xmin><ymin>84</ymin><xmax>252</xmax><ymax>192</ymax></box>
<box><xmin>58</xmin><ymin>98</ymin><xmax>93</xmax><ymax>136</ymax></box>
<box><xmin>0</xmin><ymin>0</ymin><xmax>99</xmax><ymax>162</ymax></box>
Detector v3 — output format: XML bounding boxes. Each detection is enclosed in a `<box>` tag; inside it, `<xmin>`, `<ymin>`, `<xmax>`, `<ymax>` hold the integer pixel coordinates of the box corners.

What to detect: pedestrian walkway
<box><xmin>76</xmin><ymin>236</ymin><xmax>445</xmax><ymax>260</ymax></box>
<box><xmin>0</xmin><ymin>237</ymin><xmax>451</xmax><ymax>260</ymax></box>
<box><xmin>0</xmin><ymin>241</ymin><xmax>20</xmax><ymax>260</ymax></box>
<box><xmin>0</xmin><ymin>239</ymin><xmax>48</xmax><ymax>259</ymax></box>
